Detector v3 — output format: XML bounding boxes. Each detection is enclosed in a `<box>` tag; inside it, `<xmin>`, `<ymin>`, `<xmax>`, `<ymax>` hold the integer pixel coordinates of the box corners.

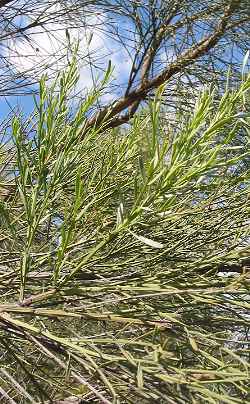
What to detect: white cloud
<box><xmin>6</xmin><ymin>8</ymin><xmax>132</xmax><ymax>101</ymax></box>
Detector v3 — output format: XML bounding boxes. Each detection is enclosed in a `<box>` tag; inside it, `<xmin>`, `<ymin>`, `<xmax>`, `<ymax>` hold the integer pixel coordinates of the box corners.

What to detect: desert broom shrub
<box><xmin>0</xmin><ymin>57</ymin><xmax>249</xmax><ymax>403</ymax></box>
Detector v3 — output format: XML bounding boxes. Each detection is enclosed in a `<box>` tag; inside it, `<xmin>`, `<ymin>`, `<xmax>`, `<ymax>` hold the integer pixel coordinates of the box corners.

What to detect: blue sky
<box><xmin>0</xmin><ymin>94</ymin><xmax>35</xmax><ymax>120</ymax></box>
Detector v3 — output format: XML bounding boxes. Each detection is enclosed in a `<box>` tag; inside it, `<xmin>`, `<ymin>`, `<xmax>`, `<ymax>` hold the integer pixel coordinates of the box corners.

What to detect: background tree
<box><xmin>0</xmin><ymin>0</ymin><xmax>250</xmax><ymax>129</ymax></box>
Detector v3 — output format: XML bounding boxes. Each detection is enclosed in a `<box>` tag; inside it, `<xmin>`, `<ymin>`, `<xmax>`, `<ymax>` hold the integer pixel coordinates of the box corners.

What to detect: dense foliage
<box><xmin>0</xmin><ymin>58</ymin><xmax>249</xmax><ymax>403</ymax></box>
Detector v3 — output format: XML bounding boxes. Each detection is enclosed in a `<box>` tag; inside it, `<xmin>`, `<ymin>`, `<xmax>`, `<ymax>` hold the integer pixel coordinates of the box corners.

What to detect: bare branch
<box><xmin>0</xmin><ymin>0</ymin><xmax>14</xmax><ymax>8</ymax></box>
<box><xmin>85</xmin><ymin>0</ymin><xmax>243</xmax><ymax>131</ymax></box>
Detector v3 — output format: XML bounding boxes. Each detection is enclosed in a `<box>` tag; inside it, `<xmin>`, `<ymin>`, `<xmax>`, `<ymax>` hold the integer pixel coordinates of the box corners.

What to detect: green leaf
<box><xmin>137</xmin><ymin>362</ymin><xmax>144</xmax><ymax>389</ymax></box>
<box><xmin>242</xmin><ymin>50</ymin><xmax>250</xmax><ymax>77</ymax></box>
<box><xmin>129</xmin><ymin>230</ymin><xmax>164</xmax><ymax>249</ymax></box>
